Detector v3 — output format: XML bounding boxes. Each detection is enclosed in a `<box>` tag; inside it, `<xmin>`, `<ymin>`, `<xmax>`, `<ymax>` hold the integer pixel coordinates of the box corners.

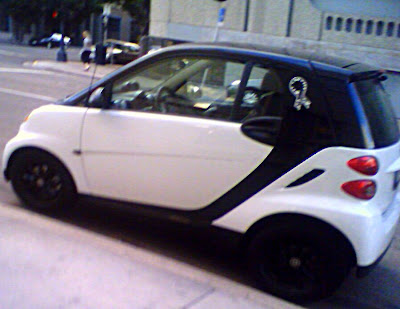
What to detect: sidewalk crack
<box><xmin>180</xmin><ymin>287</ymin><xmax>215</xmax><ymax>309</ymax></box>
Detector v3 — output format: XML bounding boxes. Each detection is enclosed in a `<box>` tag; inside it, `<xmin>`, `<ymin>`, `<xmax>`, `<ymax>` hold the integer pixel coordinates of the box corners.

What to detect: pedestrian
<box><xmin>80</xmin><ymin>30</ymin><xmax>92</xmax><ymax>71</ymax></box>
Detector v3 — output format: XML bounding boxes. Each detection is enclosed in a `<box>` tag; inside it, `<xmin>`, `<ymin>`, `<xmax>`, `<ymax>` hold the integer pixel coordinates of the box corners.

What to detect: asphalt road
<box><xmin>0</xmin><ymin>43</ymin><xmax>399</xmax><ymax>309</ymax></box>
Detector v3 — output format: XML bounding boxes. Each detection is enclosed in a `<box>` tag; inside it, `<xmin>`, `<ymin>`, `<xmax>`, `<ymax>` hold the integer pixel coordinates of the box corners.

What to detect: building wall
<box><xmin>149</xmin><ymin>0</ymin><xmax>400</xmax><ymax>52</ymax></box>
<box><xmin>150</xmin><ymin>0</ymin><xmax>247</xmax><ymax>41</ymax></box>
<box><xmin>149</xmin><ymin>0</ymin><xmax>170</xmax><ymax>37</ymax></box>
<box><xmin>248</xmin><ymin>0</ymin><xmax>291</xmax><ymax>37</ymax></box>
<box><xmin>321</xmin><ymin>13</ymin><xmax>400</xmax><ymax>50</ymax></box>
<box><xmin>290</xmin><ymin>0</ymin><xmax>323</xmax><ymax>40</ymax></box>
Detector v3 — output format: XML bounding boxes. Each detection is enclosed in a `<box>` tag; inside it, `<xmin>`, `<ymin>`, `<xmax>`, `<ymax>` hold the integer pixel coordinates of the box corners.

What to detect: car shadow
<box><xmin>42</xmin><ymin>197</ymin><xmax>253</xmax><ymax>287</ymax></box>
<box><xmin>7</xmin><ymin>195</ymin><xmax>400</xmax><ymax>309</ymax></box>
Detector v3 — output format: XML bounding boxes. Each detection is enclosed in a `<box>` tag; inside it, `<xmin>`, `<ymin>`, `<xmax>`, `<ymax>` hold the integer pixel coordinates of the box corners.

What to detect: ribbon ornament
<box><xmin>289</xmin><ymin>76</ymin><xmax>312</xmax><ymax>111</ymax></box>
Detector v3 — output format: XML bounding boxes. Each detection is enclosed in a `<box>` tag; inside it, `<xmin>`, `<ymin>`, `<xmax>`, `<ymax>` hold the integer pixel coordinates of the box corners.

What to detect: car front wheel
<box><xmin>9</xmin><ymin>149</ymin><xmax>77</xmax><ymax>211</ymax></box>
<box><xmin>246</xmin><ymin>218</ymin><xmax>352</xmax><ymax>302</ymax></box>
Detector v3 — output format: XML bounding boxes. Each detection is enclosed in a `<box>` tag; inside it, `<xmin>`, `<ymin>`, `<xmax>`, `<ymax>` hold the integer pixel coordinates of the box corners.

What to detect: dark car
<box><xmin>98</xmin><ymin>39</ymin><xmax>140</xmax><ymax>64</ymax></box>
<box><xmin>29</xmin><ymin>33</ymin><xmax>71</xmax><ymax>49</ymax></box>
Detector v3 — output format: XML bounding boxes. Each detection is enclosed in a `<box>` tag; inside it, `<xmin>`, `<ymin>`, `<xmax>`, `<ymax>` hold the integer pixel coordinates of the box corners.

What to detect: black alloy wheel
<box><xmin>247</xmin><ymin>218</ymin><xmax>352</xmax><ymax>302</ymax></box>
<box><xmin>9</xmin><ymin>149</ymin><xmax>77</xmax><ymax>211</ymax></box>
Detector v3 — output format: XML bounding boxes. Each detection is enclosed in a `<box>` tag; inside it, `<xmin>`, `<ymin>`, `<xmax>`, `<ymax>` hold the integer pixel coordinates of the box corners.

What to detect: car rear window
<box><xmin>354</xmin><ymin>78</ymin><xmax>399</xmax><ymax>148</ymax></box>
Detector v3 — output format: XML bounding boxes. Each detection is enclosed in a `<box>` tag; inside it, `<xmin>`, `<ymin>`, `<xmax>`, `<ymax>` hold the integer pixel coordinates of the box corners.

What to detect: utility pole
<box><xmin>56</xmin><ymin>7</ymin><xmax>67</xmax><ymax>62</ymax></box>
<box><xmin>103</xmin><ymin>3</ymin><xmax>112</xmax><ymax>43</ymax></box>
<box><xmin>244</xmin><ymin>0</ymin><xmax>250</xmax><ymax>32</ymax></box>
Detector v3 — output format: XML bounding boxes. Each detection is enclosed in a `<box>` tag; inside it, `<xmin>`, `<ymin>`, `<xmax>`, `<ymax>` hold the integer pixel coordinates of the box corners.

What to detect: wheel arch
<box><xmin>5</xmin><ymin>146</ymin><xmax>77</xmax><ymax>192</ymax></box>
<box><xmin>241</xmin><ymin>212</ymin><xmax>357</xmax><ymax>267</ymax></box>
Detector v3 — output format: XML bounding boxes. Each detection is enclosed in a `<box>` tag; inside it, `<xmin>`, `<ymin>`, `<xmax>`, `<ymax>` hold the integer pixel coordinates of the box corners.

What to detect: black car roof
<box><xmin>163</xmin><ymin>42</ymin><xmax>379</xmax><ymax>77</ymax></box>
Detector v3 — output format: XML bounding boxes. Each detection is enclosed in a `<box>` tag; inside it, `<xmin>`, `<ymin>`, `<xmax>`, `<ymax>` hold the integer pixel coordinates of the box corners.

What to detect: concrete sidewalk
<box><xmin>0</xmin><ymin>203</ymin><xmax>300</xmax><ymax>309</ymax></box>
<box><xmin>25</xmin><ymin>60</ymin><xmax>122</xmax><ymax>79</ymax></box>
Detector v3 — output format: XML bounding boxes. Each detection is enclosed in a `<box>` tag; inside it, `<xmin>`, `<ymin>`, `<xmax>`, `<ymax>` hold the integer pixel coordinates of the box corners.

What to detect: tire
<box><xmin>246</xmin><ymin>218</ymin><xmax>352</xmax><ymax>302</ymax></box>
<box><xmin>9</xmin><ymin>149</ymin><xmax>77</xmax><ymax>211</ymax></box>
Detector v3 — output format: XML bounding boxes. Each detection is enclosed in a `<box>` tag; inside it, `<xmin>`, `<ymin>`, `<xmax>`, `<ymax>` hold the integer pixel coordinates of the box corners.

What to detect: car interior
<box><xmin>110</xmin><ymin>58</ymin><xmax>284</xmax><ymax>123</ymax></box>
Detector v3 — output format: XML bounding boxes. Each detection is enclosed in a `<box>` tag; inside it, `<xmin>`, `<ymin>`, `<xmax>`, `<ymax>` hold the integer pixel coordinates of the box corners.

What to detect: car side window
<box><xmin>233</xmin><ymin>65</ymin><xmax>284</xmax><ymax>122</ymax></box>
<box><xmin>110</xmin><ymin>56</ymin><xmax>250</xmax><ymax>122</ymax></box>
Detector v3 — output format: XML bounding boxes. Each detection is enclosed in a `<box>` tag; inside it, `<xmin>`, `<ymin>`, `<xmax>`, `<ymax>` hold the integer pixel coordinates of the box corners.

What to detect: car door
<box><xmin>80</xmin><ymin>54</ymin><xmax>277</xmax><ymax>210</ymax></box>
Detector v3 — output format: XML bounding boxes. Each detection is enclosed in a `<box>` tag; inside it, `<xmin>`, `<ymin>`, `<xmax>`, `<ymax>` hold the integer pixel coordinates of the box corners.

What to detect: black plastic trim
<box><xmin>286</xmin><ymin>169</ymin><xmax>325</xmax><ymax>188</ymax></box>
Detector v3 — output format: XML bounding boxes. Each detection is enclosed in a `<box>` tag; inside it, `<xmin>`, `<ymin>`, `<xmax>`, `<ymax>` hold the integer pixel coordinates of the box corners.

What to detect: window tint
<box><xmin>382</xmin><ymin>71</ymin><xmax>400</xmax><ymax>117</ymax></box>
<box><xmin>233</xmin><ymin>66</ymin><xmax>284</xmax><ymax>121</ymax></box>
<box><xmin>324</xmin><ymin>87</ymin><xmax>365</xmax><ymax>148</ymax></box>
<box><xmin>355</xmin><ymin>78</ymin><xmax>399</xmax><ymax>148</ymax></box>
<box><xmin>110</xmin><ymin>56</ymin><xmax>249</xmax><ymax>122</ymax></box>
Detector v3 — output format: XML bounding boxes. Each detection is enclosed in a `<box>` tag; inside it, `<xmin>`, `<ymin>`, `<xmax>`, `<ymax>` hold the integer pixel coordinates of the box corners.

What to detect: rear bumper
<box><xmin>356</xmin><ymin>238</ymin><xmax>393</xmax><ymax>277</ymax></box>
<box><xmin>354</xmin><ymin>192</ymin><xmax>400</xmax><ymax>268</ymax></box>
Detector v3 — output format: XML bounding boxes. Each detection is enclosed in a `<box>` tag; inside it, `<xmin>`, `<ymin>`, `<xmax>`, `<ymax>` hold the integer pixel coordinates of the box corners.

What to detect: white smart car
<box><xmin>3</xmin><ymin>43</ymin><xmax>400</xmax><ymax>302</ymax></box>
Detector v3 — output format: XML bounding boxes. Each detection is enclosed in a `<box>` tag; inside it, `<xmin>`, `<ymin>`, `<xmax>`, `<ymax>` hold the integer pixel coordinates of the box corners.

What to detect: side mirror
<box><xmin>88</xmin><ymin>85</ymin><xmax>111</xmax><ymax>109</ymax></box>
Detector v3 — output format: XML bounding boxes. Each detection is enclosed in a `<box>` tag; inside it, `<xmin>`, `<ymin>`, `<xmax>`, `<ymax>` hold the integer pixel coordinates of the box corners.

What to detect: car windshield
<box><xmin>354</xmin><ymin>77</ymin><xmax>400</xmax><ymax>148</ymax></box>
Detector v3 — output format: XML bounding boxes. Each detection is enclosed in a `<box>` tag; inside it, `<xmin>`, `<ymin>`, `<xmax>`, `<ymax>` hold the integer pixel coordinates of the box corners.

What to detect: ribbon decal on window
<box><xmin>289</xmin><ymin>76</ymin><xmax>312</xmax><ymax>111</ymax></box>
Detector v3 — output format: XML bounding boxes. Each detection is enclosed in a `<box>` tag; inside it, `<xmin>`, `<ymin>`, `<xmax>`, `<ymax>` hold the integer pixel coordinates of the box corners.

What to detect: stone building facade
<box><xmin>149</xmin><ymin>0</ymin><xmax>400</xmax><ymax>70</ymax></box>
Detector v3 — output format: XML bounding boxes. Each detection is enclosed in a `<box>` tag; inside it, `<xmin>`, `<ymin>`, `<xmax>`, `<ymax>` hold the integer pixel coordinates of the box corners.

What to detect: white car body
<box><xmin>3</xmin><ymin>103</ymin><xmax>399</xmax><ymax>268</ymax></box>
<box><xmin>3</xmin><ymin>43</ymin><xmax>400</xmax><ymax>301</ymax></box>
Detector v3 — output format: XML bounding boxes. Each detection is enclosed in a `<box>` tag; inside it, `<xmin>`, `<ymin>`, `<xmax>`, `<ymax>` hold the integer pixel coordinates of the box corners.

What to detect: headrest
<box><xmin>260</xmin><ymin>70</ymin><xmax>283</xmax><ymax>93</ymax></box>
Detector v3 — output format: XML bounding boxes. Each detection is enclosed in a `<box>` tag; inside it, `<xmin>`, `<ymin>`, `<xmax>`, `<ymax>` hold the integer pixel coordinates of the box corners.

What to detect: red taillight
<box><xmin>341</xmin><ymin>180</ymin><xmax>376</xmax><ymax>200</ymax></box>
<box><xmin>347</xmin><ymin>156</ymin><xmax>378</xmax><ymax>176</ymax></box>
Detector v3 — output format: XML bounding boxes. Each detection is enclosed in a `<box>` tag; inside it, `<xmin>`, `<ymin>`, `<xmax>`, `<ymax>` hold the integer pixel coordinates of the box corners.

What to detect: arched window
<box><xmin>355</xmin><ymin>19</ymin><xmax>363</xmax><ymax>33</ymax></box>
<box><xmin>376</xmin><ymin>21</ymin><xmax>384</xmax><ymax>36</ymax></box>
<box><xmin>387</xmin><ymin>22</ymin><xmax>394</xmax><ymax>37</ymax></box>
<box><xmin>326</xmin><ymin>16</ymin><xmax>333</xmax><ymax>30</ymax></box>
<box><xmin>345</xmin><ymin>18</ymin><xmax>353</xmax><ymax>32</ymax></box>
<box><xmin>336</xmin><ymin>17</ymin><xmax>343</xmax><ymax>31</ymax></box>
<box><xmin>366</xmin><ymin>20</ymin><xmax>374</xmax><ymax>35</ymax></box>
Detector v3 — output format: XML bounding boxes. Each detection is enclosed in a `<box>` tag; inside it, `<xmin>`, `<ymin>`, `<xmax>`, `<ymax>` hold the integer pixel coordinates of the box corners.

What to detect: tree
<box><xmin>0</xmin><ymin>0</ymin><xmax>44</xmax><ymax>42</ymax></box>
<box><xmin>45</xmin><ymin>0</ymin><xmax>101</xmax><ymax>35</ymax></box>
<box><xmin>0</xmin><ymin>0</ymin><xmax>102</xmax><ymax>42</ymax></box>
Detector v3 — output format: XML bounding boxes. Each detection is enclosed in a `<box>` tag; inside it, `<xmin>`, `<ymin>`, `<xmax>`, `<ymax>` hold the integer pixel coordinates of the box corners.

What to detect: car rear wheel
<box><xmin>9</xmin><ymin>149</ymin><xmax>77</xmax><ymax>211</ymax></box>
<box><xmin>246</xmin><ymin>218</ymin><xmax>352</xmax><ymax>302</ymax></box>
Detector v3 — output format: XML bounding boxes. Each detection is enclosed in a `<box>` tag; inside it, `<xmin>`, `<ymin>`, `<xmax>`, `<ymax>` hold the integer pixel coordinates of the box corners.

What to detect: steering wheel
<box><xmin>154</xmin><ymin>86</ymin><xmax>173</xmax><ymax>113</ymax></box>
<box><xmin>241</xmin><ymin>87</ymin><xmax>275</xmax><ymax>121</ymax></box>
<box><xmin>242</xmin><ymin>87</ymin><xmax>262</xmax><ymax>106</ymax></box>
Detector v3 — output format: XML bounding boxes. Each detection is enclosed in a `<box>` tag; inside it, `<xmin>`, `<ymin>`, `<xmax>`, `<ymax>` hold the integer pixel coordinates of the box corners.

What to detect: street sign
<box><xmin>218</xmin><ymin>7</ymin><xmax>226</xmax><ymax>25</ymax></box>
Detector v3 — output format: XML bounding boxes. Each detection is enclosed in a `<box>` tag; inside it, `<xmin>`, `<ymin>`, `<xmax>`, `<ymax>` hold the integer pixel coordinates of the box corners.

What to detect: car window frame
<box><xmin>108</xmin><ymin>53</ymin><xmax>256</xmax><ymax>123</ymax></box>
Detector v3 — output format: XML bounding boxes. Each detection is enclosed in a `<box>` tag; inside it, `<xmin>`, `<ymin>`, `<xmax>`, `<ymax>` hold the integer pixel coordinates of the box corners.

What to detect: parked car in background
<box><xmin>29</xmin><ymin>33</ymin><xmax>71</xmax><ymax>49</ymax></box>
<box><xmin>91</xmin><ymin>39</ymin><xmax>140</xmax><ymax>65</ymax></box>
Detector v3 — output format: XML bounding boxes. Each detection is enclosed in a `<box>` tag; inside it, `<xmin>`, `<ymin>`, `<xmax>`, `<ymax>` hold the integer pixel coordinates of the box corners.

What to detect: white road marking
<box><xmin>0</xmin><ymin>49</ymin><xmax>27</xmax><ymax>57</ymax></box>
<box><xmin>0</xmin><ymin>87</ymin><xmax>56</xmax><ymax>102</ymax></box>
<box><xmin>0</xmin><ymin>68</ymin><xmax>54</xmax><ymax>75</ymax></box>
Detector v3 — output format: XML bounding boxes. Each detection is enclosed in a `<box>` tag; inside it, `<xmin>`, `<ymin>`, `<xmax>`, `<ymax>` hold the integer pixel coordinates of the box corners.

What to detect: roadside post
<box><xmin>96</xmin><ymin>3</ymin><xmax>112</xmax><ymax>65</ymax></box>
<box><xmin>213</xmin><ymin>0</ymin><xmax>227</xmax><ymax>42</ymax></box>
<box><xmin>56</xmin><ymin>34</ymin><xmax>67</xmax><ymax>62</ymax></box>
